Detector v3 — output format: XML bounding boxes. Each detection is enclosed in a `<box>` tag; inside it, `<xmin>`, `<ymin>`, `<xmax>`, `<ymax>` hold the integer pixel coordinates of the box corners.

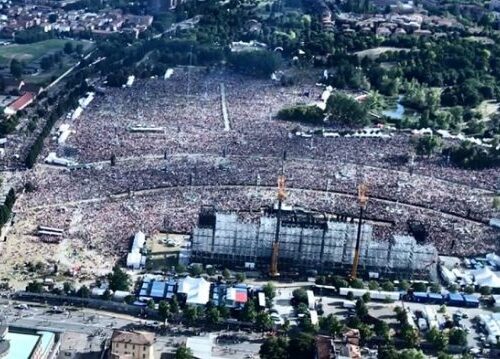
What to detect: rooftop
<box><xmin>111</xmin><ymin>330</ymin><xmax>154</xmax><ymax>346</ymax></box>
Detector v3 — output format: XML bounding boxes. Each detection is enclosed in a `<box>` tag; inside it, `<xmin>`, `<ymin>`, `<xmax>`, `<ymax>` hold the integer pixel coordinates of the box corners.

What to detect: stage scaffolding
<box><xmin>191</xmin><ymin>207</ymin><xmax>438</xmax><ymax>279</ymax></box>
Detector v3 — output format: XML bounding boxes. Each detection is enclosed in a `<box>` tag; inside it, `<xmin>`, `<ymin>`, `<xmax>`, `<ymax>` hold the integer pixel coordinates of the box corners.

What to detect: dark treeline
<box><xmin>97</xmin><ymin>34</ymin><xmax>282</xmax><ymax>85</ymax></box>
<box><xmin>24</xmin><ymin>80</ymin><xmax>90</xmax><ymax>168</ymax></box>
<box><xmin>0</xmin><ymin>188</ymin><xmax>16</xmax><ymax>233</ymax></box>
<box><xmin>14</xmin><ymin>27</ymin><xmax>55</xmax><ymax>44</ymax></box>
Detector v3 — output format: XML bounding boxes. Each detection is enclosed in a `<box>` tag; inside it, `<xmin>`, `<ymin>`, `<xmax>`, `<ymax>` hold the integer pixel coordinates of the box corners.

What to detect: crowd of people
<box><xmin>6</xmin><ymin>67</ymin><xmax>498</xmax><ymax>272</ymax></box>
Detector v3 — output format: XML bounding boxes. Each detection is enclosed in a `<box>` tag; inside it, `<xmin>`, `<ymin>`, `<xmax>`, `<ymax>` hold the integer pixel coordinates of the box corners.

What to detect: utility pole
<box><xmin>350</xmin><ymin>183</ymin><xmax>368</xmax><ymax>280</ymax></box>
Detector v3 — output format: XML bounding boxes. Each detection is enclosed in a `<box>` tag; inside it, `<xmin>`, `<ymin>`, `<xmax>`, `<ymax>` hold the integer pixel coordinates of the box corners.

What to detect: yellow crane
<box><xmin>270</xmin><ymin>174</ymin><xmax>286</xmax><ymax>277</ymax></box>
<box><xmin>350</xmin><ymin>183</ymin><xmax>369</xmax><ymax>280</ymax></box>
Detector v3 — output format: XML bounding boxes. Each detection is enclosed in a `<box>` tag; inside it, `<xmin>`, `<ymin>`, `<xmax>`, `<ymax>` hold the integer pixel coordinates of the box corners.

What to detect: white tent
<box><xmin>486</xmin><ymin>252</ymin><xmax>500</xmax><ymax>266</ymax></box>
<box><xmin>472</xmin><ymin>267</ymin><xmax>500</xmax><ymax>288</ymax></box>
<box><xmin>131</xmin><ymin>231</ymin><xmax>145</xmax><ymax>252</ymax></box>
<box><xmin>479</xmin><ymin>276</ymin><xmax>500</xmax><ymax>288</ymax></box>
<box><xmin>178</xmin><ymin>276</ymin><xmax>211</xmax><ymax>305</ymax></box>
<box><xmin>126</xmin><ymin>251</ymin><xmax>142</xmax><ymax>269</ymax></box>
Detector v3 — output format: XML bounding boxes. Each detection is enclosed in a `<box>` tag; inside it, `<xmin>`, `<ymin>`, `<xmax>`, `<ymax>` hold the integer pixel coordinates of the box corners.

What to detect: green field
<box><xmin>0</xmin><ymin>39</ymin><xmax>93</xmax><ymax>66</ymax></box>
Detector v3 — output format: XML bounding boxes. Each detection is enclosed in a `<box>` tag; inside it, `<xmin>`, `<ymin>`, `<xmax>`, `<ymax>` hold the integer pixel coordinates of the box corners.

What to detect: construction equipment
<box><xmin>270</xmin><ymin>173</ymin><xmax>286</xmax><ymax>277</ymax></box>
<box><xmin>350</xmin><ymin>183</ymin><xmax>369</xmax><ymax>280</ymax></box>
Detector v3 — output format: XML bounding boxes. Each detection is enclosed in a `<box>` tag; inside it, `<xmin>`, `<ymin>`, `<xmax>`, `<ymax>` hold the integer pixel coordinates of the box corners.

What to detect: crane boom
<box><xmin>351</xmin><ymin>183</ymin><xmax>368</xmax><ymax>280</ymax></box>
<box><xmin>270</xmin><ymin>174</ymin><xmax>286</xmax><ymax>277</ymax></box>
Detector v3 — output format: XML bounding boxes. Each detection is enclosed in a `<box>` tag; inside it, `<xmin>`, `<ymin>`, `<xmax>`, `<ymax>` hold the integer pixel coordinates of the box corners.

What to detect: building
<box><xmin>110</xmin><ymin>330</ymin><xmax>155</xmax><ymax>359</ymax></box>
<box><xmin>191</xmin><ymin>207</ymin><xmax>438</xmax><ymax>279</ymax></box>
<box><xmin>126</xmin><ymin>231</ymin><xmax>146</xmax><ymax>270</ymax></box>
<box><xmin>4</xmin><ymin>92</ymin><xmax>34</xmax><ymax>115</ymax></box>
<box><xmin>0</xmin><ymin>325</ymin><xmax>61</xmax><ymax>359</ymax></box>
<box><xmin>315</xmin><ymin>335</ymin><xmax>334</xmax><ymax>359</ymax></box>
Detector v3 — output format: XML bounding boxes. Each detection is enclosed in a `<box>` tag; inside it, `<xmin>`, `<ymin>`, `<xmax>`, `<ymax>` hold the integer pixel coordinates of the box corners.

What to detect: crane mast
<box><xmin>270</xmin><ymin>173</ymin><xmax>286</xmax><ymax>277</ymax></box>
<box><xmin>350</xmin><ymin>183</ymin><xmax>368</xmax><ymax>280</ymax></box>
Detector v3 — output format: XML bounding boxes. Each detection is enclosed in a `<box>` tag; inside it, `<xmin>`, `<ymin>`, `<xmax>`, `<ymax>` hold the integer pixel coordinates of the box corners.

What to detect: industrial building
<box><xmin>0</xmin><ymin>325</ymin><xmax>61</xmax><ymax>359</ymax></box>
<box><xmin>191</xmin><ymin>206</ymin><xmax>438</xmax><ymax>279</ymax></box>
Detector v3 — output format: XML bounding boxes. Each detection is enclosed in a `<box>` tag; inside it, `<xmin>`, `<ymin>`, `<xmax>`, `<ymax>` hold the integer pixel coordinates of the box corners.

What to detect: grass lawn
<box><xmin>354</xmin><ymin>47</ymin><xmax>410</xmax><ymax>59</ymax></box>
<box><xmin>0</xmin><ymin>39</ymin><xmax>93</xmax><ymax>66</ymax></box>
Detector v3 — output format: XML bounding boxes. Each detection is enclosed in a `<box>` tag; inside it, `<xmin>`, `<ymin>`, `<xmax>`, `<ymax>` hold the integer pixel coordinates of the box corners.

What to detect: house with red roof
<box><xmin>4</xmin><ymin>92</ymin><xmax>34</xmax><ymax>115</ymax></box>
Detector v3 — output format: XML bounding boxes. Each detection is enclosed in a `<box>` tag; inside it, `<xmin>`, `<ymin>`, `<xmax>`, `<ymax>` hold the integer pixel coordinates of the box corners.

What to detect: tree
<box><xmin>448</xmin><ymin>328</ymin><xmax>467</xmax><ymax>346</ymax></box>
<box><xmin>41</xmin><ymin>56</ymin><xmax>54</xmax><ymax>71</ymax></box>
<box><xmin>188</xmin><ymin>264</ymin><xmax>203</xmax><ymax>277</ymax></box>
<box><xmin>368</xmin><ymin>280</ymin><xmax>379</xmax><ymax>290</ymax></box>
<box><xmin>292</xmin><ymin>288</ymin><xmax>308</xmax><ymax>305</ymax></box>
<box><xmin>319</xmin><ymin>314</ymin><xmax>343</xmax><ymax>337</ymax></box>
<box><xmin>170</xmin><ymin>295</ymin><xmax>180</xmax><ymax>314</ymax></box>
<box><xmin>222</xmin><ymin>268</ymin><xmax>231</xmax><ymax>279</ymax></box>
<box><xmin>401</xmin><ymin>325</ymin><xmax>420</xmax><ymax>348</ymax></box>
<box><xmin>374</xmin><ymin>320</ymin><xmax>390</xmax><ymax>341</ymax></box>
<box><xmin>362</xmin><ymin>292</ymin><xmax>371</xmax><ymax>303</ymax></box>
<box><xmin>331</xmin><ymin>275</ymin><xmax>349</xmax><ymax>289</ymax></box>
<box><xmin>75</xmin><ymin>44</ymin><xmax>84</xmax><ymax>55</ymax></box>
<box><xmin>108</xmin><ymin>265</ymin><xmax>130</xmax><ymax>291</ymax></box>
<box><xmin>381</xmin><ymin>281</ymin><xmax>395</xmax><ymax>292</ymax></box>
<box><xmin>63</xmin><ymin>281</ymin><xmax>74</xmax><ymax>295</ymax></box>
<box><xmin>262</xmin><ymin>283</ymin><xmax>276</xmax><ymax>301</ymax></box>
<box><xmin>77</xmin><ymin>285</ymin><xmax>90</xmax><ymax>298</ymax></box>
<box><xmin>183</xmin><ymin>305</ymin><xmax>199</xmax><ymax>326</ymax></box>
<box><xmin>235</xmin><ymin>272</ymin><xmax>246</xmax><ymax>283</ymax></box>
<box><xmin>175</xmin><ymin>264</ymin><xmax>186</xmax><ymax>273</ymax></box>
<box><xmin>326</xmin><ymin>92</ymin><xmax>369</xmax><ymax>127</ymax></box>
<box><xmin>158</xmin><ymin>300</ymin><xmax>170</xmax><ymax>321</ymax></box>
<box><xmin>288</xmin><ymin>332</ymin><xmax>315</xmax><ymax>359</ymax></box>
<box><xmin>479</xmin><ymin>286</ymin><xmax>492</xmax><ymax>296</ymax></box>
<box><xmin>255</xmin><ymin>311</ymin><xmax>273</xmax><ymax>331</ymax></box>
<box><xmin>426</xmin><ymin>327</ymin><xmax>448</xmax><ymax>352</ymax></box>
<box><xmin>64</xmin><ymin>42</ymin><xmax>74</xmax><ymax>54</ymax></box>
<box><xmin>101</xmin><ymin>289</ymin><xmax>112</xmax><ymax>300</ymax></box>
<box><xmin>414</xmin><ymin>135</ymin><xmax>442</xmax><ymax>157</ymax></box>
<box><xmin>358</xmin><ymin>323</ymin><xmax>374</xmax><ymax>344</ymax></box>
<box><xmin>277</xmin><ymin>105</ymin><xmax>324</xmax><ymax>124</ymax></box>
<box><xmin>218</xmin><ymin>305</ymin><xmax>230</xmax><ymax>319</ymax></box>
<box><xmin>355</xmin><ymin>298</ymin><xmax>368</xmax><ymax>319</ymax></box>
<box><xmin>206</xmin><ymin>306</ymin><xmax>221</xmax><ymax>326</ymax></box>
<box><xmin>412</xmin><ymin>282</ymin><xmax>427</xmax><ymax>292</ymax></box>
<box><xmin>147</xmin><ymin>299</ymin><xmax>156</xmax><ymax>309</ymax></box>
<box><xmin>430</xmin><ymin>282</ymin><xmax>441</xmax><ymax>294</ymax></box>
<box><xmin>464</xmin><ymin>285</ymin><xmax>474</xmax><ymax>294</ymax></box>
<box><xmin>10</xmin><ymin>59</ymin><xmax>23</xmax><ymax>78</ymax></box>
<box><xmin>259</xmin><ymin>337</ymin><xmax>288</xmax><ymax>359</ymax></box>
<box><xmin>26</xmin><ymin>281</ymin><xmax>43</xmax><ymax>293</ymax></box>
<box><xmin>399</xmin><ymin>280</ymin><xmax>410</xmax><ymax>291</ymax></box>
<box><xmin>241</xmin><ymin>300</ymin><xmax>257</xmax><ymax>322</ymax></box>
<box><xmin>350</xmin><ymin>278</ymin><xmax>364</xmax><ymax>289</ymax></box>
<box><xmin>229</xmin><ymin>50</ymin><xmax>282</xmax><ymax>78</ymax></box>
<box><xmin>175</xmin><ymin>345</ymin><xmax>193</xmax><ymax>359</ymax></box>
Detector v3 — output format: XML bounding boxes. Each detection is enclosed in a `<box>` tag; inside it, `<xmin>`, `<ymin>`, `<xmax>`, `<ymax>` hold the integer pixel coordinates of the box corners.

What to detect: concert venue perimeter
<box><xmin>3</xmin><ymin>67</ymin><xmax>498</xmax><ymax>282</ymax></box>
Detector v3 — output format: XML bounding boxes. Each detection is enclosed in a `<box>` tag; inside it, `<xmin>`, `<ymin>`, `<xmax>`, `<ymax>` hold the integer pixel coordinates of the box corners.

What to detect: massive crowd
<box><xmin>6</xmin><ymin>67</ymin><xmax>498</xmax><ymax>271</ymax></box>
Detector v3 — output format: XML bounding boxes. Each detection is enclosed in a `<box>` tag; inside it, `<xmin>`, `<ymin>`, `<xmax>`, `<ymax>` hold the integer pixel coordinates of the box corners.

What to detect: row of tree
<box><xmin>277</xmin><ymin>91</ymin><xmax>370</xmax><ymax>127</ymax></box>
<box><xmin>24</xmin><ymin>80</ymin><xmax>89</xmax><ymax>168</ymax></box>
<box><xmin>0</xmin><ymin>188</ymin><xmax>16</xmax><ymax>233</ymax></box>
